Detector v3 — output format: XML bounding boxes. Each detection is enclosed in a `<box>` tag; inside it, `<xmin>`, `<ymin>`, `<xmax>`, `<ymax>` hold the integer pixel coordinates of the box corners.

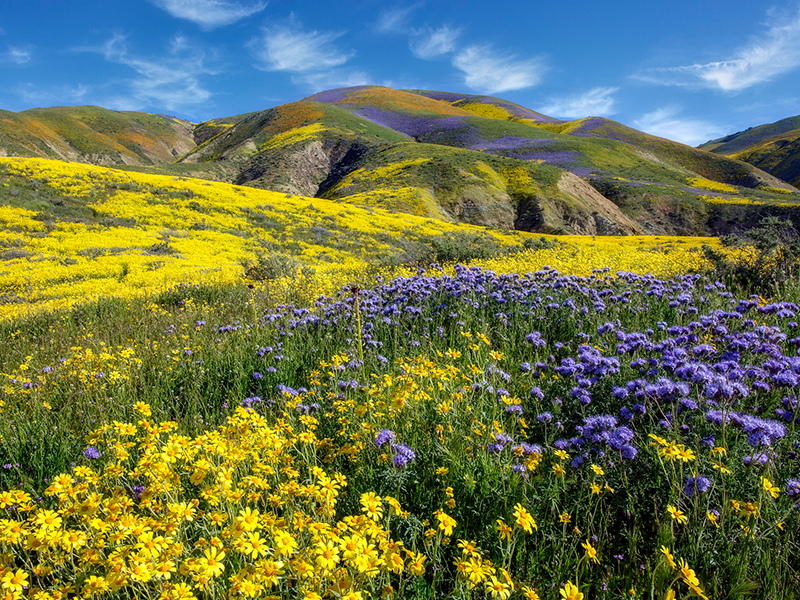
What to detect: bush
<box><xmin>704</xmin><ymin>216</ymin><xmax>800</xmax><ymax>294</ymax></box>
<box><xmin>240</xmin><ymin>251</ymin><xmax>301</xmax><ymax>281</ymax></box>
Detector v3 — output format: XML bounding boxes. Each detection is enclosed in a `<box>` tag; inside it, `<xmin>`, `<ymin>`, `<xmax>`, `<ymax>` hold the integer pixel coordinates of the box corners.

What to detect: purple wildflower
<box><xmin>786</xmin><ymin>479</ymin><xmax>800</xmax><ymax>498</ymax></box>
<box><xmin>83</xmin><ymin>446</ymin><xmax>101</xmax><ymax>460</ymax></box>
<box><xmin>391</xmin><ymin>443</ymin><xmax>416</xmax><ymax>467</ymax></box>
<box><xmin>375</xmin><ymin>429</ymin><xmax>396</xmax><ymax>448</ymax></box>
<box><xmin>684</xmin><ymin>475</ymin><xmax>711</xmax><ymax>498</ymax></box>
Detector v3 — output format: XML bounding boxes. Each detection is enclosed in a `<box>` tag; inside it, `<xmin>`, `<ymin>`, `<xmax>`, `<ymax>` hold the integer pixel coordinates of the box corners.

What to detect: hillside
<box><xmin>2</xmin><ymin>87</ymin><xmax>800</xmax><ymax>237</ymax></box>
<box><xmin>0</xmin><ymin>156</ymin><xmax>539</xmax><ymax>319</ymax></box>
<box><xmin>0</xmin><ymin>105</ymin><xmax>196</xmax><ymax>165</ymax></box>
<box><xmin>699</xmin><ymin>116</ymin><xmax>800</xmax><ymax>188</ymax></box>
<box><xmin>179</xmin><ymin>86</ymin><xmax>800</xmax><ymax>235</ymax></box>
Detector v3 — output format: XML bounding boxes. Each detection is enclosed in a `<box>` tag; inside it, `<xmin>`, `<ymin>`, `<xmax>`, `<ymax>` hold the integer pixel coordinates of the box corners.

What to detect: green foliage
<box><xmin>705</xmin><ymin>216</ymin><xmax>800</xmax><ymax>294</ymax></box>
<box><xmin>2</xmin><ymin>263</ymin><xmax>800</xmax><ymax>598</ymax></box>
<box><xmin>239</xmin><ymin>250</ymin><xmax>306</xmax><ymax>281</ymax></box>
<box><xmin>424</xmin><ymin>231</ymin><xmax>510</xmax><ymax>263</ymax></box>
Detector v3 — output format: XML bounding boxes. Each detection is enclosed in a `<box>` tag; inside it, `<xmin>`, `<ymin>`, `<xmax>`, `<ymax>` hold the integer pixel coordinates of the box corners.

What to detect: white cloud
<box><xmin>17</xmin><ymin>83</ymin><xmax>89</xmax><ymax>105</ymax></box>
<box><xmin>0</xmin><ymin>46</ymin><xmax>32</xmax><ymax>66</ymax></box>
<box><xmin>8</xmin><ymin>47</ymin><xmax>31</xmax><ymax>65</ymax></box>
<box><xmin>250</xmin><ymin>19</ymin><xmax>369</xmax><ymax>89</ymax></box>
<box><xmin>639</xmin><ymin>7</ymin><xmax>800</xmax><ymax>92</ymax></box>
<box><xmin>633</xmin><ymin>107</ymin><xmax>726</xmax><ymax>146</ymax></box>
<box><xmin>100</xmin><ymin>34</ymin><xmax>215</xmax><ymax>111</ymax></box>
<box><xmin>148</xmin><ymin>0</ymin><xmax>266</xmax><ymax>29</ymax></box>
<box><xmin>376</xmin><ymin>3</ymin><xmax>423</xmax><ymax>33</ymax></box>
<box><xmin>409</xmin><ymin>25</ymin><xmax>461</xmax><ymax>59</ymax></box>
<box><xmin>299</xmin><ymin>69</ymin><xmax>373</xmax><ymax>92</ymax></box>
<box><xmin>452</xmin><ymin>45</ymin><xmax>545</xmax><ymax>94</ymax></box>
<box><xmin>251</xmin><ymin>22</ymin><xmax>353</xmax><ymax>73</ymax></box>
<box><xmin>537</xmin><ymin>87</ymin><xmax>618</xmax><ymax>119</ymax></box>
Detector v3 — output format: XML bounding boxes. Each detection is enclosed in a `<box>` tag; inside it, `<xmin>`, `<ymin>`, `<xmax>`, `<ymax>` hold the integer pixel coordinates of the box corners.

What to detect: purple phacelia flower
<box><xmin>241</xmin><ymin>395</ymin><xmax>263</xmax><ymax>408</ymax></box>
<box><xmin>375</xmin><ymin>429</ymin><xmax>396</xmax><ymax>448</ymax></box>
<box><xmin>612</xmin><ymin>386</ymin><xmax>629</xmax><ymax>399</ymax></box>
<box><xmin>743</xmin><ymin>453</ymin><xmax>769</xmax><ymax>467</ymax></box>
<box><xmin>786</xmin><ymin>479</ymin><xmax>800</xmax><ymax>498</ymax></box>
<box><xmin>684</xmin><ymin>475</ymin><xmax>711</xmax><ymax>498</ymax></box>
<box><xmin>526</xmin><ymin>332</ymin><xmax>546</xmax><ymax>348</ymax></box>
<box><xmin>83</xmin><ymin>446</ymin><xmax>101</xmax><ymax>460</ymax></box>
<box><xmin>391</xmin><ymin>443</ymin><xmax>416</xmax><ymax>468</ymax></box>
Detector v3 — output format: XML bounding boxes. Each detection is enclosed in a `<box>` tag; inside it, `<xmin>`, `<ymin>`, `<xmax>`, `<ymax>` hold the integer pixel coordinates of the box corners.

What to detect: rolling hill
<box><xmin>0</xmin><ymin>106</ymin><xmax>195</xmax><ymax>165</ymax></box>
<box><xmin>699</xmin><ymin>116</ymin><xmax>800</xmax><ymax>188</ymax></box>
<box><xmin>176</xmin><ymin>86</ymin><xmax>800</xmax><ymax>235</ymax></box>
<box><xmin>2</xmin><ymin>87</ymin><xmax>800</xmax><ymax>237</ymax></box>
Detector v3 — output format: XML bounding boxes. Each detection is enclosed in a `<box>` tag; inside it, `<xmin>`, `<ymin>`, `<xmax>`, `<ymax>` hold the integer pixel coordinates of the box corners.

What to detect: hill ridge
<box><xmin>699</xmin><ymin>115</ymin><xmax>800</xmax><ymax>188</ymax></box>
<box><xmin>2</xmin><ymin>86</ymin><xmax>800</xmax><ymax>236</ymax></box>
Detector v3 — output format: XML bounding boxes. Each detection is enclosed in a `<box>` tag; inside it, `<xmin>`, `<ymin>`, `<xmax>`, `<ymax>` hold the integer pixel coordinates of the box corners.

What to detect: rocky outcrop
<box><xmin>233</xmin><ymin>139</ymin><xmax>371</xmax><ymax>197</ymax></box>
<box><xmin>554</xmin><ymin>172</ymin><xmax>643</xmax><ymax>235</ymax></box>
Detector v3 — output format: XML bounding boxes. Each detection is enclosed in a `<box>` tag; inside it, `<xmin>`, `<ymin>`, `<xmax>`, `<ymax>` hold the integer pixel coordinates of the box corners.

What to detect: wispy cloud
<box><xmin>452</xmin><ymin>45</ymin><xmax>545</xmax><ymax>94</ymax></box>
<box><xmin>148</xmin><ymin>0</ymin><xmax>266</xmax><ymax>29</ymax></box>
<box><xmin>633</xmin><ymin>107</ymin><xmax>726</xmax><ymax>146</ymax></box>
<box><xmin>300</xmin><ymin>70</ymin><xmax>373</xmax><ymax>91</ymax></box>
<box><xmin>98</xmin><ymin>34</ymin><xmax>216</xmax><ymax>111</ymax></box>
<box><xmin>17</xmin><ymin>83</ymin><xmax>90</xmax><ymax>106</ymax></box>
<box><xmin>251</xmin><ymin>21</ymin><xmax>353</xmax><ymax>73</ymax></box>
<box><xmin>250</xmin><ymin>19</ymin><xmax>366</xmax><ymax>89</ymax></box>
<box><xmin>409</xmin><ymin>25</ymin><xmax>461</xmax><ymax>59</ymax></box>
<box><xmin>537</xmin><ymin>87</ymin><xmax>618</xmax><ymax>119</ymax></box>
<box><xmin>1</xmin><ymin>46</ymin><xmax>32</xmax><ymax>66</ymax></box>
<box><xmin>638</xmin><ymin>7</ymin><xmax>800</xmax><ymax>91</ymax></box>
<box><xmin>376</xmin><ymin>3</ymin><xmax>423</xmax><ymax>33</ymax></box>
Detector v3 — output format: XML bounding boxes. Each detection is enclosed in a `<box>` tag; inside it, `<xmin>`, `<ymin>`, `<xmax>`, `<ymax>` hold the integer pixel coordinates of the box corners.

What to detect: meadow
<box><xmin>1</xmin><ymin>158</ymin><xmax>799</xmax><ymax>600</ymax></box>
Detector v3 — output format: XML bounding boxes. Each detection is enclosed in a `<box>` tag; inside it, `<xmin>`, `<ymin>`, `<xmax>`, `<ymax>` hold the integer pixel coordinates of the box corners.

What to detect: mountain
<box><xmin>699</xmin><ymin>116</ymin><xmax>800</xmax><ymax>188</ymax></box>
<box><xmin>0</xmin><ymin>106</ymin><xmax>195</xmax><ymax>165</ymax></box>
<box><xmin>178</xmin><ymin>86</ymin><xmax>798</xmax><ymax>235</ymax></box>
<box><xmin>1</xmin><ymin>87</ymin><xmax>799</xmax><ymax>237</ymax></box>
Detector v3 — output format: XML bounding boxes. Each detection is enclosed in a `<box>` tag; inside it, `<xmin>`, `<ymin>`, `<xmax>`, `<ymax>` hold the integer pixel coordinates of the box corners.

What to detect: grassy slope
<box><xmin>1</xmin><ymin>155</ymin><xmax>736</xmax><ymax>322</ymax></box>
<box><xmin>0</xmin><ymin>105</ymin><xmax>196</xmax><ymax>165</ymax></box>
<box><xmin>176</xmin><ymin>92</ymin><xmax>649</xmax><ymax>233</ymax></box>
<box><xmin>305</xmin><ymin>88</ymin><xmax>800</xmax><ymax>234</ymax></box>
<box><xmin>0</xmin><ymin>156</ymin><xmax>538</xmax><ymax>320</ymax></box>
<box><xmin>700</xmin><ymin>115</ymin><xmax>800</xmax><ymax>154</ymax></box>
<box><xmin>699</xmin><ymin>116</ymin><xmax>800</xmax><ymax>188</ymax></box>
<box><xmin>4</xmin><ymin>88</ymin><xmax>800</xmax><ymax>236</ymax></box>
<box><xmin>733</xmin><ymin>136</ymin><xmax>800</xmax><ymax>188</ymax></box>
<box><xmin>182</xmin><ymin>100</ymin><xmax>412</xmax><ymax>163</ymax></box>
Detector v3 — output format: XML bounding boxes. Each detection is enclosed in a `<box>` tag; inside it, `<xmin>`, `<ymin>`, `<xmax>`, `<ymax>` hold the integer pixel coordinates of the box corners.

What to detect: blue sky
<box><xmin>1</xmin><ymin>0</ymin><xmax>799</xmax><ymax>146</ymax></box>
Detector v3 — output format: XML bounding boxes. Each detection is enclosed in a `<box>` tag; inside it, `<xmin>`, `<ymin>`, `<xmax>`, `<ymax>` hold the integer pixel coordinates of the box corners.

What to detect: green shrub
<box><xmin>704</xmin><ymin>216</ymin><xmax>800</xmax><ymax>294</ymax></box>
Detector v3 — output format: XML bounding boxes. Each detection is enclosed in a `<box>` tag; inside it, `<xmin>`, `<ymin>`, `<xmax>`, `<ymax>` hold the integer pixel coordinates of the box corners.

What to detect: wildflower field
<box><xmin>1</xmin><ymin>159</ymin><xmax>800</xmax><ymax>599</ymax></box>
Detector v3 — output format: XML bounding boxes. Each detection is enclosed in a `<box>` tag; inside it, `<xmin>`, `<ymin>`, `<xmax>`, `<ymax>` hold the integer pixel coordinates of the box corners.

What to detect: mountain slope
<box><xmin>0</xmin><ymin>155</ymin><xmax>545</xmax><ymax>319</ymax></box>
<box><xmin>309</xmin><ymin>87</ymin><xmax>793</xmax><ymax>192</ymax></box>
<box><xmin>180</xmin><ymin>86</ymin><xmax>798</xmax><ymax>235</ymax></box>
<box><xmin>2</xmin><ymin>87</ymin><xmax>800</xmax><ymax>237</ymax></box>
<box><xmin>177</xmin><ymin>90</ymin><xmax>646</xmax><ymax>234</ymax></box>
<box><xmin>0</xmin><ymin>106</ymin><xmax>195</xmax><ymax>165</ymax></box>
<box><xmin>699</xmin><ymin>116</ymin><xmax>800</xmax><ymax>188</ymax></box>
